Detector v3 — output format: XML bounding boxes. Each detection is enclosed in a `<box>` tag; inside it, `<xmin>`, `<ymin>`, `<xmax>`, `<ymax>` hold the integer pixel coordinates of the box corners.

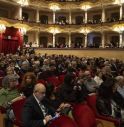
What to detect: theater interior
<box><xmin>0</xmin><ymin>0</ymin><xmax>124</xmax><ymax>127</ymax></box>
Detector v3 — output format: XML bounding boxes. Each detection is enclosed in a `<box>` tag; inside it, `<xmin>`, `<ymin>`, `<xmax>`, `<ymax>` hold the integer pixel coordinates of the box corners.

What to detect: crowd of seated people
<box><xmin>0</xmin><ymin>47</ymin><xmax>124</xmax><ymax>127</ymax></box>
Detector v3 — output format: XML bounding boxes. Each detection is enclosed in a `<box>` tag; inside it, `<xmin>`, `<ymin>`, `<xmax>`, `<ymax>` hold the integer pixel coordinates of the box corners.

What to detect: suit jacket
<box><xmin>22</xmin><ymin>95</ymin><xmax>54</xmax><ymax>127</ymax></box>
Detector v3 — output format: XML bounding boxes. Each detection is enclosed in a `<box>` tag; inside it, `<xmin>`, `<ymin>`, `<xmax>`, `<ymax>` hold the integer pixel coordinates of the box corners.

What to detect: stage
<box><xmin>35</xmin><ymin>48</ymin><xmax>124</xmax><ymax>60</ymax></box>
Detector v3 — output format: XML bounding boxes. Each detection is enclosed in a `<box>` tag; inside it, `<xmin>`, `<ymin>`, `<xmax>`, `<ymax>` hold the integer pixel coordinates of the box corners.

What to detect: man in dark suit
<box><xmin>22</xmin><ymin>83</ymin><xmax>54</xmax><ymax>127</ymax></box>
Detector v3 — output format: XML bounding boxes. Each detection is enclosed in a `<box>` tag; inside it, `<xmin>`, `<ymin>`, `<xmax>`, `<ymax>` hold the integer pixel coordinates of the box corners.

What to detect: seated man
<box><xmin>83</xmin><ymin>71</ymin><xmax>98</xmax><ymax>93</ymax></box>
<box><xmin>22</xmin><ymin>83</ymin><xmax>54</xmax><ymax>127</ymax></box>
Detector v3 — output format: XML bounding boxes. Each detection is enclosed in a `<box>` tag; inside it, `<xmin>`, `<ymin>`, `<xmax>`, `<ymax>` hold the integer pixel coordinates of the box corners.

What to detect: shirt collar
<box><xmin>33</xmin><ymin>93</ymin><xmax>40</xmax><ymax>105</ymax></box>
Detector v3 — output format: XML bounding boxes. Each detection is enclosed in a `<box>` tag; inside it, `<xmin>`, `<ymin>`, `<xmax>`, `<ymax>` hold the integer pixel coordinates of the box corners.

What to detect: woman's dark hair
<box><xmin>98</xmin><ymin>78</ymin><xmax>116</xmax><ymax>99</ymax></box>
<box><xmin>64</xmin><ymin>73</ymin><xmax>75</xmax><ymax>86</ymax></box>
<box><xmin>21</xmin><ymin>72</ymin><xmax>37</xmax><ymax>88</ymax></box>
<box><xmin>45</xmin><ymin>84</ymin><xmax>55</xmax><ymax>98</ymax></box>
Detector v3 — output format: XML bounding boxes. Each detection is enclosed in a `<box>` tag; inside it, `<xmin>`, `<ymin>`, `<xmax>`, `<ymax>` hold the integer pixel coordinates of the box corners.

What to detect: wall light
<box><xmin>80</xmin><ymin>27</ymin><xmax>90</xmax><ymax>34</ymax></box>
<box><xmin>113</xmin><ymin>25</ymin><xmax>124</xmax><ymax>33</ymax></box>
<box><xmin>80</xmin><ymin>4</ymin><xmax>91</xmax><ymax>11</ymax></box>
<box><xmin>49</xmin><ymin>3</ymin><xmax>60</xmax><ymax>11</ymax></box>
<box><xmin>49</xmin><ymin>27</ymin><xmax>60</xmax><ymax>34</ymax></box>
<box><xmin>17</xmin><ymin>0</ymin><xmax>29</xmax><ymax>6</ymax></box>
<box><xmin>19</xmin><ymin>27</ymin><xmax>26</xmax><ymax>35</ymax></box>
<box><xmin>0</xmin><ymin>24</ymin><xmax>6</xmax><ymax>33</ymax></box>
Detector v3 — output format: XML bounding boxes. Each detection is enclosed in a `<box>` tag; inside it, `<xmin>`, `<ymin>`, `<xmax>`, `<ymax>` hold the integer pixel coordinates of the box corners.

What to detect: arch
<box><xmin>22</xmin><ymin>12</ymin><xmax>29</xmax><ymax>21</ymax></box>
<box><xmin>87</xmin><ymin>32</ymin><xmax>101</xmax><ymax>48</ymax></box>
<box><xmin>57</xmin><ymin>16</ymin><xmax>67</xmax><ymax>24</ymax></box>
<box><xmin>39</xmin><ymin>36</ymin><xmax>48</xmax><ymax>48</ymax></box>
<box><xmin>110</xmin><ymin>35</ymin><xmax>119</xmax><ymax>48</ymax></box>
<box><xmin>71</xmin><ymin>33</ymin><xmax>84</xmax><ymax>48</ymax></box>
<box><xmin>55</xmin><ymin>33</ymin><xmax>68</xmax><ymax>48</ymax></box>
<box><xmin>40</xmin><ymin>15</ymin><xmax>48</xmax><ymax>24</ymax></box>
<box><xmin>75</xmin><ymin>16</ymin><xmax>83</xmax><ymax>25</ymax></box>
<box><xmin>92</xmin><ymin>14</ymin><xmax>101</xmax><ymax>24</ymax></box>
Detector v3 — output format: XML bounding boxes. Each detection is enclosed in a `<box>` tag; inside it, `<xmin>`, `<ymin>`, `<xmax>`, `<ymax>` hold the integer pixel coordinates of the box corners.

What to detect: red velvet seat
<box><xmin>86</xmin><ymin>93</ymin><xmax>97</xmax><ymax>115</ymax></box>
<box><xmin>72</xmin><ymin>103</ymin><xmax>96</xmax><ymax>127</ymax></box>
<box><xmin>37</xmin><ymin>79</ymin><xmax>47</xmax><ymax>85</ymax></box>
<box><xmin>86</xmin><ymin>94</ymin><xmax>120</xmax><ymax>127</ymax></box>
<box><xmin>47</xmin><ymin>76</ymin><xmax>61</xmax><ymax>87</ymax></box>
<box><xmin>58</xmin><ymin>74</ymin><xmax>65</xmax><ymax>84</ymax></box>
<box><xmin>48</xmin><ymin>115</ymin><xmax>78</xmax><ymax>127</ymax></box>
<box><xmin>11</xmin><ymin>98</ymin><xmax>26</xmax><ymax>127</ymax></box>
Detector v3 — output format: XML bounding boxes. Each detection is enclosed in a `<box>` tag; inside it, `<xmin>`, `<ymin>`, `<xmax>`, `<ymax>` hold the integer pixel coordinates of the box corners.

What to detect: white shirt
<box><xmin>94</xmin><ymin>76</ymin><xmax>103</xmax><ymax>86</ymax></box>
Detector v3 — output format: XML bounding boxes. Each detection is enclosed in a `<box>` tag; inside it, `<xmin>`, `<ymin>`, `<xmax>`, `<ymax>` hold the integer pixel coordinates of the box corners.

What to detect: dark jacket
<box><xmin>22</xmin><ymin>95</ymin><xmax>54</xmax><ymax>127</ymax></box>
<box><xmin>96</xmin><ymin>97</ymin><xmax>112</xmax><ymax>116</ymax></box>
<box><xmin>113</xmin><ymin>91</ymin><xmax>124</xmax><ymax>109</ymax></box>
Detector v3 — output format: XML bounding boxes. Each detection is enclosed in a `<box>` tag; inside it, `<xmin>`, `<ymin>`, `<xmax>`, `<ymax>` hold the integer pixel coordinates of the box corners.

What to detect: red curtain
<box><xmin>0</xmin><ymin>27</ymin><xmax>23</xmax><ymax>54</ymax></box>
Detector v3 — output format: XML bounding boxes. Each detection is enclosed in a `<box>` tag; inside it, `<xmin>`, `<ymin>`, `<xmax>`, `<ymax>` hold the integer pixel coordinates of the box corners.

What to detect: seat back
<box><xmin>11</xmin><ymin>98</ymin><xmax>26</xmax><ymax>126</ymax></box>
<box><xmin>58</xmin><ymin>75</ymin><xmax>65</xmax><ymax>84</ymax></box>
<box><xmin>86</xmin><ymin>94</ymin><xmax>120</xmax><ymax>127</ymax></box>
<box><xmin>47</xmin><ymin>76</ymin><xmax>61</xmax><ymax>87</ymax></box>
<box><xmin>72</xmin><ymin>103</ymin><xmax>96</xmax><ymax>127</ymax></box>
<box><xmin>86</xmin><ymin>94</ymin><xmax>97</xmax><ymax>115</ymax></box>
<box><xmin>48</xmin><ymin>115</ymin><xmax>78</xmax><ymax>127</ymax></box>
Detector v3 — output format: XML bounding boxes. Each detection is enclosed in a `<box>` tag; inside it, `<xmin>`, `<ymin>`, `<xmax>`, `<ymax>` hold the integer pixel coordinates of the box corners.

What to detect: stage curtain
<box><xmin>0</xmin><ymin>27</ymin><xmax>23</xmax><ymax>54</ymax></box>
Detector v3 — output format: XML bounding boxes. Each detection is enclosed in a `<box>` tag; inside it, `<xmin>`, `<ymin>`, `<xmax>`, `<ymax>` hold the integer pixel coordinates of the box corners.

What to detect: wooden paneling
<box><xmin>35</xmin><ymin>48</ymin><xmax>124</xmax><ymax>60</ymax></box>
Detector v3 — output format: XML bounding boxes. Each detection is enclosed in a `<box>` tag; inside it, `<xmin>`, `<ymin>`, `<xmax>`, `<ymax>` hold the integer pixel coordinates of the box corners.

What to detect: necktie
<box><xmin>39</xmin><ymin>103</ymin><xmax>48</xmax><ymax>117</ymax></box>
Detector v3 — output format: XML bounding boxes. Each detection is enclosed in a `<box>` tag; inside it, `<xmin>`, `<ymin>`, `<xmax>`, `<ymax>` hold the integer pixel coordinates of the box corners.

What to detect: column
<box><xmin>53</xmin><ymin>11</ymin><xmax>56</xmax><ymax>24</ymax></box>
<box><xmin>53</xmin><ymin>33</ymin><xmax>55</xmax><ymax>47</ymax></box>
<box><xmin>102</xmin><ymin>8</ymin><xmax>105</xmax><ymax>22</ymax></box>
<box><xmin>68</xmin><ymin>33</ymin><xmax>71</xmax><ymax>47</ymax></box>
<box><xmin>35</xmin><ymin>32</ymin><xmax>39</xmax><ymax>47</ymax></box>
<box><xmin>84</xmin><ymin>34</ymin><xmax>87</xmax><ymax>47</ymax></box>
<box><xmin>18</xmin><ymin>6</ymin><xmax>22</xmax><ymax>20</ymax></box>
<box><xmin>36</xmin><ymin>9</ymin><xmax>40</xmax><ymax>23</ymax></box>
<box><xmin>119</xmin><ymin>32</ymin><xmax>123</xmax><ymax>47</ymax></box>
<box><xmin>120</xmin><ymin>5</ymin><xmax>123</xmax><ymax>20</ymax></box>
<box><xmin>102</xmin><ymin>32</ymin><xmax>105</xmax><ymax>48</ymax></box>
<box><xmin>85</xmin><ymin>11</ymin><xmax>87</xmax><ymax>24</ymax></box>
<box><xmin>69</xmin><ymin>11</ymin><xmax>72</xmax><ymax>24</ymax></box>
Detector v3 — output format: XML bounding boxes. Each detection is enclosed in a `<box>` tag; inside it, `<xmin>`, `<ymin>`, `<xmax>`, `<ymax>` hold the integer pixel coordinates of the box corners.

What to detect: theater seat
<box><xmin>72</xmin><ymin>103</ymin><xmax>96</xmax><ymax>127</ymax></box>
<box><xmin>86</xmin><ymin>94</ymin><xmax>120</xmax><ymax>127</ymax></box>
<box><xmin>58</xmin><ymin>74</ymin><xmax>65</xmax><ymax>84</ymax></box>
<box><xmin>0</xmin><ymin>107</ymin><xmax>6</xmax><ymax>127</ymax></box>
<box><xmin>47</xmin><ymin>76</ymin><xmax>61</xmax><ymax>87</ymax></box>
<box><xmin>37</xmin><ymin>79</ymin><xmax>47</xmax><ymax>85</ymax></box>
<box><xmin>48</xmin><ymin>115</ymin><xmax>78</xmax><ymax>127</ymax></box>
<box><xmin>86</xmin><ymin>93</ymin><xmax>97</xmax><ymax>115</ymax></box>
<box><xmin>11</xmin><ymin>97</ymin><xmax>26</xmax><ymax>127</ymax></box>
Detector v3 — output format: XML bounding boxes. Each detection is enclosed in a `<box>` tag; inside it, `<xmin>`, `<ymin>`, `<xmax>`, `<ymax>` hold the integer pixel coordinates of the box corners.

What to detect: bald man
<box><xmin>22</xmin><ymin>83</ymin><xmax>54</xmax><ymax>127</ymax></box>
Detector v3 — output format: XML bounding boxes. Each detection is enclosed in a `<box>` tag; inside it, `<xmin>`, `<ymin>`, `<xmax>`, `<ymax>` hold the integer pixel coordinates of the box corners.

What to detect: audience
<box><xmin>0</xmin><ymin>47</ymin><xmax>124</xmax><ymax>127</ymax></box>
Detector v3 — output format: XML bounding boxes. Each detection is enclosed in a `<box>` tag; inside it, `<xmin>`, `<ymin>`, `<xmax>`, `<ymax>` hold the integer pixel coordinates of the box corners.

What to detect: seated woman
<box><xmin>96</xmin><ymin>78</ymin><xmax>124</xmax><ymax>125</ymax></box>
<box><xmin>2</xmin><ymin>67</ymin><xmax>19</xmax><ymax>88</ymax></box>
<box><xmin>0</xmin><ymin>75</ymin><xmax>20</xmax><ymax>108</ymax></box>
<box><xmin>58</xmin><ymin>73</ymin><xmax>88</xmax><ymax>107</ymax></box>
<box><xmin>19</xmin><ymin>72</ymin><xmax>37</xmax><ymax>97</ymax></box>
